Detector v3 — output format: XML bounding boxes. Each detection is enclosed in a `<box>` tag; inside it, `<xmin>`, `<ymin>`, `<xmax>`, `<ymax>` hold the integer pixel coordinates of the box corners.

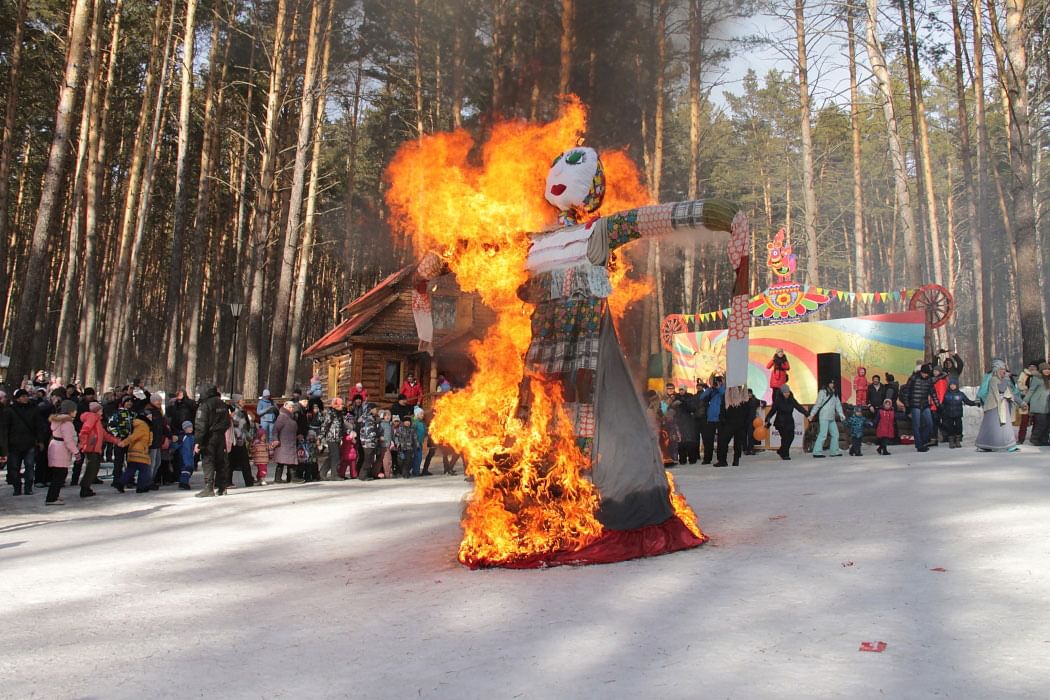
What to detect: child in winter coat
<box><xmin>844</xmin><ymin>405</ymin><xmax>871</xmax><ymax>456</ymax></box>
<box><xmin>340</xmin><ymin>432</ymin><xmax>358</xmax><ymax>479</ymax></box>
<box><xmin>378</xmin><ymin>411</ymin><xmax>394</xmax><ymax>478</ymax></box>
<box><xmin>46</xmin><ymin>400</ymin><xmax>81</xmax><ymax>505</ymax></box>
<box><xmin>250</xmin><ymin>427</ymin><xmax>272</xmax><ymax>485</ymax></box>
<box><xmin>941</xmin><ymin>377</ymin><xmax>979</xmax><ymax>448</ymax></box>
<box><xmin>77</xmin><ymin>401</ymin><xmax>122</xmax><ymax>498</ymax></box>
<box><xmin>118</xmin><ymin>413</ymin><xmax>153</xmax><ymax>493</ymax></box>
<box><xmin>394</xmin><ymin>417</ymin><xmax>419</xmax><ymax>478</ymax></box>
<box><xmin>297</xmin><ymin>431</ymin><xmax>318</xmax><ymax>482</ymax></box>
<box><xmin>853</xmin><ymin>367</ymin><xmax>869</xmax><ymax>407</ymax></box>
<box><xmin>875</xmin><ymin>399</ymin><xmax>897</xmax><ymax>455</ymax></box>
<box><xmin>175</xmin><ymin>421</ymin><xmax>197</xmax><ymax>490</ymax></box>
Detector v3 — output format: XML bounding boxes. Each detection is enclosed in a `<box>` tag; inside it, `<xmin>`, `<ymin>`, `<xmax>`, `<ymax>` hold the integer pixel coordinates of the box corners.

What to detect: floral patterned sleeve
<box><xmin>605</xmin><ymin>210</ymin><xmax>642</xmax><ymax>251</ymax></box>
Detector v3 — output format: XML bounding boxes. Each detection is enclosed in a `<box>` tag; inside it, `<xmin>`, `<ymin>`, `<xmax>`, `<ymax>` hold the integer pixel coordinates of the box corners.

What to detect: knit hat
<box><xmin>780</xmin><ymin>384</ymin><xmax>791</xmax><ymax>395</ymax></box>
<box><xmin>920</xmin><ymin>364</ymin><xmax>932</xmax><ymax>374</ymax></box>
<box><xmin>13</xmin><ymin>388</ymin><xmax>27</xmax><ymax>399</ymax></box>
<box><xmin>89</xmin><ymin>401</ymin><xmax>102</xmax><ymax>412</ymax></box>
<box><xmin>991</xmin><ymin>359</ymin><xmax>1007</xmax><ymax>372</ymax></box>
<box><xmin>182</xmin><ymin>420</ymin><xmax>193</xmax><ymax>430</ymax></box>
<box><xmin>853</xmin><ymin>404</ymin><xmax>863</xmax><ymax>412</ymax></box>
<box><xmin>60</xmin><ymin>400</ymin><xmax>78</xmax><ymax>414</ymax></box>
<box><xmin>1039</xmin><ymin>362</ymin><xmax>1050</xmax><ymax>372</ymax></box>
<box><xmin>948</xmin><ymin>376</ymin><xmax>960</xmax><ymax>387</ymax></box>
<box><xmin>262</xmin><ymin>389</ymin><xmax>271</xmax><ymax>398</ymax></box>
<box><xmin>133</xmin><ymin>388</ymin><xmax>146</xmax><ymax>400</ymax></box>
<box><xmin>413</xmin><ymin>406</ymin><xmax>424</xmax><ymax>418</ymax></box>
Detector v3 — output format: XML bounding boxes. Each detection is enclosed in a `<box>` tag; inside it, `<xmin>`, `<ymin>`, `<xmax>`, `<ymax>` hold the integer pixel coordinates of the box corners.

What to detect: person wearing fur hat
<box><xmin>77</xmin><ymin>402</ymin><xmax>123</xmax><ymax>498</ymax></box>
<box><xmin>941</xmin><ymin>377</ymin><xmax>979</xmax><ymax>448</ymax></box>
<box><xmin>1021</xmin><ymin>362</ymin><xmax>1050</xmax><ymax>446</ymax></box>
<box><xmin>976</xmin><ymin>360</ymin><xmax>1020</xmax><ymax>452</ymax></box>
<box><xmin>44</xmin><ymin>400</ymin><xmax>81</xmax><ymax>504</ymax></box>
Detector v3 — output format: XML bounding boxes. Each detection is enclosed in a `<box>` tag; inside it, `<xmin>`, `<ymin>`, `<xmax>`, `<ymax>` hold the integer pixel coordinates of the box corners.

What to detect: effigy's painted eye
<box><xmin>565</xmin><ymin>150</ymin><xmax>584</xmax><ymax>165</ymax></box>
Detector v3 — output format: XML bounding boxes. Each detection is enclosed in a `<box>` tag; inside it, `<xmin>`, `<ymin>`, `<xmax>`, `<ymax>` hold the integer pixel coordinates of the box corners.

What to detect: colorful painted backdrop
<box><xmin>670</xmin><ymin>311</ymin><xmax>926</xmax><ymax>404</ymax></box>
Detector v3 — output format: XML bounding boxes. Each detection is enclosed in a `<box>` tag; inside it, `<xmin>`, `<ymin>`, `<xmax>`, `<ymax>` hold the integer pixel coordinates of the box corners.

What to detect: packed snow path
<box><xmin>2</xmin><ymin>446</ymin><xmax>1049</xmax><ymax>699</ymax></box>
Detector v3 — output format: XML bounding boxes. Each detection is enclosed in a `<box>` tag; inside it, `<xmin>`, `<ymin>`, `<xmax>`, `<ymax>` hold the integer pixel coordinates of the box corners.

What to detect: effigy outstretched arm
<box><xmin>603</xmin><ymin>198</ymin><xmax>743</xmax><ymax>251</ymax></box>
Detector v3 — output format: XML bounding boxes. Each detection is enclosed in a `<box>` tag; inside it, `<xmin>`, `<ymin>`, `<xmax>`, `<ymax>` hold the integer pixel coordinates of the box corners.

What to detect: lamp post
<box><xmin>229</xmin><ymin>302</ymin><xmax>243</xmax><ymax>395</ymax></box>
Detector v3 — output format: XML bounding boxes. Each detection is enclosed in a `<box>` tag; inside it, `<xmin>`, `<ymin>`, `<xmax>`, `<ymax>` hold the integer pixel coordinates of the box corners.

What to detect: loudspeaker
<box><xmin>816</xmin><ymin>353</ymin><xmax>842</xmax><ymax>398</ymax></box>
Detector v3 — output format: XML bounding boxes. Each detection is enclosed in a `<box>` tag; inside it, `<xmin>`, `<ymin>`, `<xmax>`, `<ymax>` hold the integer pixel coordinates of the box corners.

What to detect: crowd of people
<box><xmin>0</xmin><ymin>370</ymin><xmax>460</xmax><ymax>505</ymax></box>
<box><xmin>645</xmin><ymin>346</ymin><xmax>1050</xmax><ymax>466</ymax></box>
<box><xmin>4</xmin><ymin>347</ymin><xmax>1047</xmax><ymax>504</ymax></box>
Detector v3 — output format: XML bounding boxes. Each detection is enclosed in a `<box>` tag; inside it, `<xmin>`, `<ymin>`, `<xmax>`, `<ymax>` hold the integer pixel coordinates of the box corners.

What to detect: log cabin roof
<box><xmin>301</xmin><ymin>295</ymin><xmax>396</xmax><ymax>358</ymax></box>
<box><xmin>340</xmin><ymin>264</ymin><xmax>415</xmax><ymax>316</ymax></box>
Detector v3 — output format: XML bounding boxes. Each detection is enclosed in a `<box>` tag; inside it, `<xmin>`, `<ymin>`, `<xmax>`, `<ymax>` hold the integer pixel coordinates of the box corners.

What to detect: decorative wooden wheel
<box><xmin>909</xmin><ymin>284</ymin><xmax>954</xmax><ymax>329</ymax></box>
<box><xmin>660</xmin><ymin>314</ymin><xmax>688</xmax><ymax>351</ymax></box>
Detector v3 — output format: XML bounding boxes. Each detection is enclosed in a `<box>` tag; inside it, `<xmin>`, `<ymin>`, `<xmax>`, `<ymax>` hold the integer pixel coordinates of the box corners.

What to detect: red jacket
<box><xmin>876</xmin><ymin>408</ymin><xmax>897</xmax><ymax>439</ymax></box>
<box><xmin>931</xmin><ymin>376</ymin><xmax>948</xmax><ymax>411</ymax></box>
<box><xmin>78</xmin><ymin>411</ymin><xmax>122</xmax><ymax>454</ymax></box>
<box><xmin>400</xmin><ymin>380</ymin><xmax>424</xmax><ymax>406</ymax></box>
<box><xmin>854</xmin><ymin>372</ymin><xmax>868</xmax><ymax>406</ymax></box>
<box><xmin>766</xmin><ymin>357</ymin><xmax>790</xmax><ymax>389</ymax></box>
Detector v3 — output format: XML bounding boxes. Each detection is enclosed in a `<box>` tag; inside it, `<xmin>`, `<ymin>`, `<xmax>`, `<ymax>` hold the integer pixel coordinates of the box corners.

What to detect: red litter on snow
<box><xmin>930</xmin><ymin>567</ymin><xmax>948</xmax><ymax>572</ymax></box>
<box><xmin>859</xmin><ymin>641</ymin><xmax>887</xmax><ymax>653</ymax></box>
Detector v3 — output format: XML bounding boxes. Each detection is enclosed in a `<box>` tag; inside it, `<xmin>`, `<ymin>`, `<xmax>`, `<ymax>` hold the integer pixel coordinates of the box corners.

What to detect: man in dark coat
<box><xmin>5</xmin><ymin>389</ymin><xmax>47</xmax><ymax>495</ymax></box>
<box><xmin>193</xmin><ymin>384</ymin><xmax>231</xmax><ymax>497</ymax></box>
<box><xmin>669</xmin><ymin>387</ymin><xmax>699</xmax><ymax>464</ymax></box>
<box><xmin>904</xmin><ymin>365</ymin><xmax>940</xmax><ymax>452</ymax></box>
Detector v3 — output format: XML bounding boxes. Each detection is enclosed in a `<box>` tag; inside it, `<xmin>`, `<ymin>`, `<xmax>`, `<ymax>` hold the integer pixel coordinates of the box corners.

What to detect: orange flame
<box><xmin>385</xmin><ymin>99</ymin><xmax>669</xmax><ymax>566</ymax></box>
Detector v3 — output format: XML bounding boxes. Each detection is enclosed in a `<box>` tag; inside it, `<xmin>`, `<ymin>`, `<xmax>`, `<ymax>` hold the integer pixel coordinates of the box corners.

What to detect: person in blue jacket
<box><xmin>698</xmin><ymin>376</ymin><xmax>725</xmax><ymax>465</ymax></box>
<box><xmin>174</xmin><ymin>421</ymin><xmax>197</xmax><ymax>490</ymax></box>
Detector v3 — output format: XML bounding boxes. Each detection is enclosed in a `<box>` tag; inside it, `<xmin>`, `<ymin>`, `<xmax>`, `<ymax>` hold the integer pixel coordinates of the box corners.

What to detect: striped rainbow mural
<box><xmin>670</xmin><ymin>311</ymin><xmax>926</xmax><ymax>404</ymax></box>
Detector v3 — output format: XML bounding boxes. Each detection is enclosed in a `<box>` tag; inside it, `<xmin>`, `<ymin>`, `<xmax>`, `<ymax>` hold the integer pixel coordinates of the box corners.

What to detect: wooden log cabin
<box><xmin>302</xmin><ymin>265</ymin><xmax>495</xmax><ymax>405</ymax></box>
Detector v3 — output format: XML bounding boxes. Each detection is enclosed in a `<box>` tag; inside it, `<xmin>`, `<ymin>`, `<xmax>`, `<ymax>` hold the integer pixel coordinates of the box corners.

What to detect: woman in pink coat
<box><xmin>46</xmin><ymin>400</ymin><xmax>81</xmax><ymax>505</ymax></box>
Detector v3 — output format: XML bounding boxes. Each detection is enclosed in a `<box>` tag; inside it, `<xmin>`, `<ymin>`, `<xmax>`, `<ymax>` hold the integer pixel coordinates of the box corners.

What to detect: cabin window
<box><xmin>384</xmin><ymin>360</ymin><xmax>402</xmax><ymax>397</ymax></box>
<box><xmin>432</xmin><ymin>297</ymin><xmax>457</xmax><ymax>330</ymax></box>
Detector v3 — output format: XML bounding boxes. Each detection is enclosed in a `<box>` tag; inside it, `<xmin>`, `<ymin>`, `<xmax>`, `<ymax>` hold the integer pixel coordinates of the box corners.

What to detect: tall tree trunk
<box><xmin>491</xmin><ymin>0</ymin><xmax>506</xmax><ymax>115</ymax></box>
<box><xmin>183</xmin><ymin>10</ymin><xmax>228</xmax><ymax>394</ymax></box>
<box><xmin>451</xmin><ymin>12</ymin><xmax>464</xmax><ymax>129</ymax></box>
<box><xmin>80</xmin><ymin>0</ymin><xmax>124</xmax><ymax>387</ymax></box>
<box><xmin>286</xmin><ymin>1</ymin><xmax>334</xmax><ymax>393</ymax></box>
<box><xmin>795</xmin><ymin>0</ymin><xmax>820</xmax><ymax>285</ymax></box>
<box><xmin>973</xmin><ymin>0</ymin><xmax>995</xmax><ymax>363</ymax></box>
<box><xmin>269</xmin><ymin>0</ymin><xmax>325</xmax><ymax>393</ymax></box>
<box><xmin>0</xmin><ymin>0</ymin><xmax>28</xmax><ymax>298</ymax></box>
<box><xmin>1001</xmin><ymin>0</ymin><xmax>1045</xmax><ymax>361</ymax></box>
<box><xmin>162</xmin><ymin>0</ymin><xmax>199</xmax><ymax>387</ymax></box>
<box><xmin>864</xmin><ymin>0</ymin><xmax>921</xmax><ymax>286</ymax></box>
<box><xmin>7</xmin><ymin>0</ymin><xmax>94</xmax><ymax>384</ymax></box>
<box><xmin>846</xmin><ymin>1</ymin><xmax>869</xmax><ymax>295</ymax></box>
<box><xmin>906</xmin><ymin>0</ymin><xmax>944</xmax><ymax>289</ymax></box>
<box><xmin>559</xmin><ymin>0</ymin><xmax>574</xmax><ymax>96</ymax></box>
<box><xmin>243</xmin><ymin>0</ymin><xmax>289</xmax><ymax>399</ymax></box>
<box><xmin>683</xmin><ymin>0</ymin><xmax>704</xmax><ymax>310</ymax></box>
<box><xmin>100</xmin><ymin>1</ymin><xmax>166</xmax><ymax>388</ymax></box>
<box><xmin>110</xmin><ymin>0</ymin><xmax>177</xmax><ymax>382</ymax></box>
<box><xmin>57</xmin><ymin>0</ymin><xmax>106</xmax><ymax>379</ymax></box>
<box><xmin>413</xmin><ymin>0</ymin><xmax>425</xmax><ymax>138</ymax></box>
<box><xmin>950</xmin><ymin>0</ymin><xmax>985</xmax><ymax>378</ymax></box>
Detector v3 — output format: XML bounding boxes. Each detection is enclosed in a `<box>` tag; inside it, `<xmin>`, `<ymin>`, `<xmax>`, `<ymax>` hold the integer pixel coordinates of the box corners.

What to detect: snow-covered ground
<box><xmin>2</xmin><ymin>443</ymin><xmax>1050</xmax><ymax>699</ymax></box>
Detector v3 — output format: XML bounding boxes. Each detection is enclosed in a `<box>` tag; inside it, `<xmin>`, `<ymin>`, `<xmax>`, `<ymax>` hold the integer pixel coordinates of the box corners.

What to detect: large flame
<box><xmin>385</xmin><ymin>100</ymin><xmax>689</xmax><ymax>567</ymax></box>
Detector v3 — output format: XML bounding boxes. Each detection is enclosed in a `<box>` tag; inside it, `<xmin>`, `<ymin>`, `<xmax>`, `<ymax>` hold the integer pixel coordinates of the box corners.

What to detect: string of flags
<box><xmin>683</xmin><ymin>286</ymin><xmax>919</xmax><ymax>325</ymax></box>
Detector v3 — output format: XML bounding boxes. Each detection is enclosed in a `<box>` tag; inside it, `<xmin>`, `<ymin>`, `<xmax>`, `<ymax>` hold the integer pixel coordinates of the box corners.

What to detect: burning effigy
<box><xmin>385</xmin><ymin>101</ymin><xmax>748</xmax><ymax>568</ymax></box>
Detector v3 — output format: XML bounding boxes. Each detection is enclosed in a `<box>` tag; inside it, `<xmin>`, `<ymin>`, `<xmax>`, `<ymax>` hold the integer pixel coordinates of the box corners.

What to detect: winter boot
<box><xmin>274</xmin><ymin>465</ymin><xmax>284</xmax><ymax>483</ymax></box>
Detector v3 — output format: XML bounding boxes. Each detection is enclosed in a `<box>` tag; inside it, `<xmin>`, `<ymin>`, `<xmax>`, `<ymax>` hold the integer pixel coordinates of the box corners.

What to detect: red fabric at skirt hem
<box><xmin>463</xmin><ymin>515</ymin><xmax>707</xmax><ymax>570</ymax></box>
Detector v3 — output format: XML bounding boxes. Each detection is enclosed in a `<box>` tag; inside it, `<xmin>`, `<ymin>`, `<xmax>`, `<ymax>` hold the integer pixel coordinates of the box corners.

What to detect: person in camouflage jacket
<box><xmin>356</xmin><ymin>404</ymin><xmax>380</xmax><ymax>480</ymax></box>
<box><xmin>316</xmin><ymin>398</ymin><xmax>346</xmax><ymax>481</ymax></box>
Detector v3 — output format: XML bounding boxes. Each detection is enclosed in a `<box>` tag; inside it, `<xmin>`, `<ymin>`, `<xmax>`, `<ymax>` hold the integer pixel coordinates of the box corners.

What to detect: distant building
<box><xmin>302</xmin><ymin>265</ymin><xmax>494</xmax><ymax>404</ymax></box>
